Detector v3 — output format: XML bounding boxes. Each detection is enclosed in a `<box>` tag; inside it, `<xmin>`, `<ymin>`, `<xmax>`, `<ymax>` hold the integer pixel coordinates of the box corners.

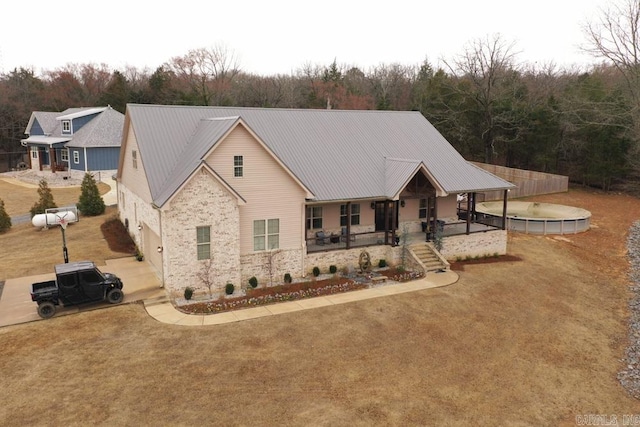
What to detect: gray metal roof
<box><xmin>24</xmin><ymin>107</ymin><xmax>123</xmax><ymax>148</ymax></box>
<box><xmin>125</xmin><ymin>104</ymin><xmax>514</xmax><ymax>206</ymax></box>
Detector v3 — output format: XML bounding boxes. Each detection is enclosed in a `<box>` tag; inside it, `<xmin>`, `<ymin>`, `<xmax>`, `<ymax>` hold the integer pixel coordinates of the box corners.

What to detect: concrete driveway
<box><xmin>0</xmin><ymin>257</ymin><xmax>165</xmax><ymax>327</ymax></box>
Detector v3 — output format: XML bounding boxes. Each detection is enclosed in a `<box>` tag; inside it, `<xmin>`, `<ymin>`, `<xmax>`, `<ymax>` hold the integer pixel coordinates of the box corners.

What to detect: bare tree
<box><xmin>167</xmin><ymin>43</ymin><xmax>241</xmax><ymax>105</ymax></box>
<box><xmin>582</xmin><ymin>0</ymin><xmax>640</xmax><ymax>184</ymax></box>
<box><xmin>196</xmin><ymin>259</ymin><xmax>216</xmax><ymax>297</ymax></box>
<box><xmin>442</xmin><ymin>34</ymin><xmax>522</xmax><ymax>164</ymax></box>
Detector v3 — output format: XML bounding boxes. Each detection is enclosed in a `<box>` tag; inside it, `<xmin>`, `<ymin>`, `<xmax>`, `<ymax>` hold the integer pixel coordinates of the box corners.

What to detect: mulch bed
<box><xmin>100</xmin><ymin>217</ymin><xmax>137</xmax><ymax>254</ymax></box>
<box><xmin>449</xmin><ymin>254</ymin><xmax>522</xmax><ymax>271</ymax></box>
<box><xmin>178</xmin><ymin>267</ymin><xmax>422</xmax><ymax>315</ymax></box>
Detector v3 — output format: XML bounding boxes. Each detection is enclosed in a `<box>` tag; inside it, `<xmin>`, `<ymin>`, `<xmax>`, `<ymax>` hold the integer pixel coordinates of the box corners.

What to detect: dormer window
<box><xmin>62</xmin><ymin>120</ymin><xmax>71</xmax><ymax>134</ymax></box>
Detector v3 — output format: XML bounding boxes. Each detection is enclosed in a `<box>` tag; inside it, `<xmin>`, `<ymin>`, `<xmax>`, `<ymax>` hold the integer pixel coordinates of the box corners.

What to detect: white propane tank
<box><xmin>32</xmin><ymin>211</ymin><xmax>77</xmax><ymax>228</ymax></box>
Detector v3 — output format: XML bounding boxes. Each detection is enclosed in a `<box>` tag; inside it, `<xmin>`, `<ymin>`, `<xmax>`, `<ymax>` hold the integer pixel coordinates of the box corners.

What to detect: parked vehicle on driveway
<box><xmin>30</xmin><ymin>261</ymin><xmax>124</xmax><ymax>319</ymax></box>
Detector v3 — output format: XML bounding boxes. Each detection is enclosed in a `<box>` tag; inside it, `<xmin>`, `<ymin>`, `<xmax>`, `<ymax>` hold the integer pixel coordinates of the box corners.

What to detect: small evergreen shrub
<box><xmin>378</xmin><ymin>259</ymin><xmax>387</xmax><ymax>268</ymax></box>
<box><xmin>312</xmin><ymin>266</ymin><xmax>320</xmax><ymax>277</ymax></box>
<box><xmin>397</xmin><ymin>265</ymin><xmax>406</xmax><ymax>273</ymax></box>
<box><xmin>329</xmin><ymin>265</ymin><xmax>337</xmax><ymax>274</ymax></box>
<box><xmin>284</xmin><ymin>273</ymin><xmax>292</xmax><ymax>283</ymax></box>
<box><xmin>184</xmin><ymin>286</ymin><xmax>194</xmax><ymax>300</ymax></box>
<box><xmin>0</xmin><ymin>199</ymin><xmax>11</xmax><ymax>233</ymax></box>
<box><xmin>225</xmin><ymin>283</ymin><xmax>235</xmax><ymax>295</ymax></box>
<box><xmin>77</xmin><ymin>172</ymin><xmax>105</xmax><ymax>216</ymax></box>
<box><xmin>30</xmin><ymin>179</ymin><xmax>57</xmax><ymax>218</ymax></box>
<box><xmin>249</xmin><ymin>276</ymin><xmax>258</xmax><ymax>288</ymax></box>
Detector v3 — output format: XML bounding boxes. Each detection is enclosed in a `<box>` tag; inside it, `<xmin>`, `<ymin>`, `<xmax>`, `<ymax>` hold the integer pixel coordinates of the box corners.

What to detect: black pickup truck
<box><xmin>30</xmin><ymin>261</ymin><xmax>124</xmax><ymax>319</ymax></box>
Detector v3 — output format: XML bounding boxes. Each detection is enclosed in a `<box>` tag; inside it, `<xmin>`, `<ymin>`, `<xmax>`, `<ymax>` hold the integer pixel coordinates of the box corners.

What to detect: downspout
<box><xmin>346</xmin><ymin>201</ymin><xmax>351</xmax><ymax>250</ymax></box>
<box><xmin>156</xmin><ymin>205</ymin><xmax>165</xmax><ymax>288</ymax></box>
<box><xmin>84</xmin><ymin>147</ymin><xmax>88</xmax><ymax>172</ymax></box>
<box><xmin>502</xmin><ymin>189</ymin><xmax>508</xmax><ymax>230</ymax></box>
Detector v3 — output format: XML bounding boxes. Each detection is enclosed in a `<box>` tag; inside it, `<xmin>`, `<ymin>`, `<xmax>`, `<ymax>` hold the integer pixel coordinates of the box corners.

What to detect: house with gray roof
<box><xmin>116</xmin><ymin>104</ymin><xmax>514</xmax><ymax>291</ymax></box>
<box><xmin>22</xmin><ymin>106</ymin><xmax>124</xmax><ymax>175</ymax></box>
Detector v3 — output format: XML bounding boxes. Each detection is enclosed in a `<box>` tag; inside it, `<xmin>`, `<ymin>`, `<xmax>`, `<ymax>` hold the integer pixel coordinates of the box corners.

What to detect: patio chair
<box><xmin>340</xmin><ymin>227</ymin><xmax>355</xmax><ymax>243</ymax></box>
<box><xmin>315</xmin><ymin>231</ymin><xmax>330</xmax><ymax>245</ymax></box>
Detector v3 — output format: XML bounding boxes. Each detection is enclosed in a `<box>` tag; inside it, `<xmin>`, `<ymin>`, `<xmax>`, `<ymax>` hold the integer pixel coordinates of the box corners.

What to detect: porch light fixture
<box><xmin>137</xmin><ymin>224</ymin><xmax>142</xmax><ymax>231</ymax></box>
<box><xmin>400</xmin><ymin>200</ymin><xmax>406</xmax><ymax>207</ymax></box>
<box><xmin>370</xmin><ymin>202</ymin><xmax>375</xmax><ymax>210</ymax></box>
<box><xmin>157</xmin><ymin>246</ymin><xmax>163</xmax><ymax>253</ymax></box>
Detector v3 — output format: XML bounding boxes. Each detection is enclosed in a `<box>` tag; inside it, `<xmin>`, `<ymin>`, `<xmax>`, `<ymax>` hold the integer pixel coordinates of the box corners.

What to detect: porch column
<box><xmin>466</xmin><ymin>193</ymin><xmax>472</xmax><ymax>234</ymax></box>
<box><xmin>502</xmin><ymin>189</ymin><xmax>508</xmax><ymax>230</ymax></box>
<box><xmin>346</xmin><ymin>202</ymin><xmax>351</xmax><ymax>250</ymax></box>
<box><xmin>391</xmin><ymin>201</ymin><xmax>397</xmax><ymax>246</ymax></box>
<box><xmin>432</xmin><ymin>197</ymin><xmax>438</xmax><ymax>238</ymax></box>
<box><xmin>384</xmin><ymin>201</ymin><xmax>389</xmax><ymax>245</ymax></box>
<box><xmin>49</xmin><ymin>147</ymin><xmax>56</xmax><ymax>173</ymax></box>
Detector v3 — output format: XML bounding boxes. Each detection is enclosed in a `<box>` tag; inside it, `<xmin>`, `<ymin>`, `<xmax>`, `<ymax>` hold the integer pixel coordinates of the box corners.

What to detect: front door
<box><xmin>374</xmin><ymin>201</ymin><xmax>398</xmax><ymax>232</ymax></box>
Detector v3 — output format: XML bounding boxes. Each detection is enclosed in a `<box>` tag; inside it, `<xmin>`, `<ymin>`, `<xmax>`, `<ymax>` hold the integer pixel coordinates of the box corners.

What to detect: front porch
<box><xmin>306</xmin><ymin>219</ymin><xmax>500</xmax><ymax>254</ymax></box>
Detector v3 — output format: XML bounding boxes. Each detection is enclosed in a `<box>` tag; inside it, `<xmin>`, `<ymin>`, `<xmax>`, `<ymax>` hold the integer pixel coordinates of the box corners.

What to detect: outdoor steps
<box><xmin>409</xmin><ymin>243</ymin><xmax>450</xmax><ymax>273</ymax></box>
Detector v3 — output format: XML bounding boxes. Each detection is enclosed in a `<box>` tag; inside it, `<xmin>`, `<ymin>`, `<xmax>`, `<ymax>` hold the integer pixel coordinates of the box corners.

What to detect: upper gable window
<box><xmin>234</xmin><ymin>155</ymin><xmax>243</xmax><ymax>177</ymax></box>
<box><xmin>132</xmin><ymin>150</ymin><xmax>137</xmax><ymax>169</ymax></box>
<box><xmin>62</xmin><ymin>120</ymin><xmax>71</xmax><ymax>134</ymax></box>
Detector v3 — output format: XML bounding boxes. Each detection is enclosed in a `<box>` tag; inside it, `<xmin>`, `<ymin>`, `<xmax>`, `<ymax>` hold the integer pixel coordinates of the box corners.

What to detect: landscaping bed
<box><xmin>178</xmin><ymin>267</ymin><xmax>423</xmax><ymax>314</ymax></box>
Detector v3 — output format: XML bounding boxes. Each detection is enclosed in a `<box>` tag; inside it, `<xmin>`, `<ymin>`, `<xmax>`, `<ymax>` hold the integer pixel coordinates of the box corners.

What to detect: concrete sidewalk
<box><xmin>143</xmin><ymin>270</ymin><xmax>459</xmax><ymax>326</ymax></box>
<box><xmin>0</xmin><ymin>257</ymin><xmax>164</xmax><ymax>327</ymax></box>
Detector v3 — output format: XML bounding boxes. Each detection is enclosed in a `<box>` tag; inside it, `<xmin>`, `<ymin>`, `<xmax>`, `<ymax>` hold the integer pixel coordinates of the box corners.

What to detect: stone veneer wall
<box><xmin>439</xmin><ymin>230</ymin><xmax>508</xmax><ymax>260</ymax></box>
<box><xmin>305</xmin><ymin>244</ymin><xmax>422</xmax><ymax>277</ymax></box>
<box><xmin>162</xmin><ymin>171</ymin><xmax>241</xmax><ymax>292</ymax></box>
<box><xmin>240</xmin><ymin>248</ymin><xmax>304</xmax><ymax>289</ymax></box>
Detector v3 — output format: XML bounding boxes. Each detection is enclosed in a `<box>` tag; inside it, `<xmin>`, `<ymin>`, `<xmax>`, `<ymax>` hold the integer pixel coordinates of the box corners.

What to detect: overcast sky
<box><xmin>0</xmin><ymin>0</ymin><xmax>614</xmax><ymax>76</ymax></box>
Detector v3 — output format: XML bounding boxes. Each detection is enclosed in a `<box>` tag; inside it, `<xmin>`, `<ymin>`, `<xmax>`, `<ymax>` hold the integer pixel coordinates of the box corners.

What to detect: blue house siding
<box><xmin>72</xmin><ymin>113</ymin><xmax>99</xmax><ymax>133</ymax></box>
<box><xmin>68</xmin><ymin>148</ymin><xmax>86</xmax><ymax>171</ymax></box>
<box><xmin>68</xmin><ymin>147</ymin><xmax>119</xmax><ymax>171</ymax></box>
<box><xmin>87</xmin><ymin>147</ymin><xmax>119</xmax><ymax>170</ymax></box>
<box><xmin>31</xmin><ymin>120</ymin><xmax>45</xmax><ymax>135</ymax></box>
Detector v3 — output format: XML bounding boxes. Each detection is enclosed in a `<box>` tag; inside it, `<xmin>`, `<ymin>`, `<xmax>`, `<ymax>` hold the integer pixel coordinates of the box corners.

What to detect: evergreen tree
<box><xmin>30</xmin><ymin>179</ymin><xmax>57</xmax><ymax>218</ymax></box>
<box><xmin>77</xmin><ymin>173</ymin><xmax>105</xmax><ymax>216</ymax></box>
<box><xmin>0</xmin><ymin>198</ymin><xmax>11</xmax><ymax>233</ymax></box>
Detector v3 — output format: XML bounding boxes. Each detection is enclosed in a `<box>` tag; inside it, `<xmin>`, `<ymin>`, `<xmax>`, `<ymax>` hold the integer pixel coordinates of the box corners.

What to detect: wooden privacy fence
<box><xmin>471</xmin><ymin>162</ymin><xmax>568</xmax><ymax>201</ymax></box>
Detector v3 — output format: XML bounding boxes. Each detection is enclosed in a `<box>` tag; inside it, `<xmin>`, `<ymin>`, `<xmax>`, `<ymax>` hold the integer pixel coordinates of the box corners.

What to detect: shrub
<box><xmin>77</xmin><ymin>173</ymin><xmax>105</xmax><ymax>216</ymax></box>
<box><xmin>284</xmin><ymin>273</ymin><xmax>292</xmax><ymax>283</ymax></box>
<box><xmin>184</xmin><ymin>286</ymin><xmax>194</xmax><ymax>300</ymax></box>
<box><xmin>312</xmin><ymin>266</ymin><xmax>320</xmax><ymax>277</ymax></box>
<box><xmin>249</xmin><ymin>276</ymin><xmax>258</xmax><ymax>288</ymax></box>
<box><xmin>30</xmin><ymin>179</ymin><xmax>57</xmax><ymax>218</ymax></box>
<box><xmin>329</xmin><ymin>265</ymin><xmax>337</xmax><ymax>274</ymax></box>
<box><xmin>378</xmin><ymin>259</ymin><xmax>387</xmax><ymax>268</ymax></box>
<box><xmin>397</xmin><ymin>265</ymin><xmax>405</xmax><ymax>273</ymax></box>
<box><xmin>0</xmin><ymin>199</ymin><xmax>11</xmax><ymax>233</ymax></box>
<box><xmin>225</xmin><ymin>283</ymin><xmax>235</xmax><ymax>295</ymax></box>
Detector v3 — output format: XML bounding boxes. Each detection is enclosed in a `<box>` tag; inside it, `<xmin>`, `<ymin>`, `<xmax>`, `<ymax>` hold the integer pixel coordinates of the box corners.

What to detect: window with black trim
<box><xmin>340</xmin><ymin>204</ymin><xmax>360</xmax><ymax>226</ymax></box>
<box><xmin>305</xmin><ymin>206</ymin><xmax>322</xmax><ymax>230</ymax></box>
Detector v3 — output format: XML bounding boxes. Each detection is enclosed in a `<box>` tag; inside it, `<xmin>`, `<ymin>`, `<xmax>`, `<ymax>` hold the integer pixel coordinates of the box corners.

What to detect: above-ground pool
<box><xmin>476</xmin><ymin>201</ymin><xmax>591</xmax><ymax>235</ymax></box>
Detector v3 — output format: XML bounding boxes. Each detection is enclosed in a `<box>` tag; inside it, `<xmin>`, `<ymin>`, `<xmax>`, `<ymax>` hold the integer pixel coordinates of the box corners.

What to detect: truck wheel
<box><xmin>107</xmin><ymin>288</ymin><xmax>124</xmax><ymax>304</ymax></box>
<box><xmin>37</xmin><ymin>301</ymin><xmax>56</xmax><ymax>319</ymax></box>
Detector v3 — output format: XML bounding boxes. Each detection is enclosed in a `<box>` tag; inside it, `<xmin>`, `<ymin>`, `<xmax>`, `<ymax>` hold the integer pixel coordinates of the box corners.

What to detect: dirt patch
<box><xmin>450</xmin><ymin>254</ymin><xmax>523</xmax><ymax>271</ymax></box>
<box><xmin>100</xmin><ymin>216</ymin><xmax>136</xmax><ymax>254</ymax></box>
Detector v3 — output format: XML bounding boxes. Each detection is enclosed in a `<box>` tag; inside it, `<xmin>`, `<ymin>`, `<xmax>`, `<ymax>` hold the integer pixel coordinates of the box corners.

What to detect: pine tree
<box><xmin>77</xmin><ymin>173</ymin><xmax>105</xmax><ymax>216</ymax></box>
<box><xmin>0</xmin><ymin>198</ymin><xmax>11</xmax><ymax>233</ymax></box>
<box><xmin>30</xmin><ymin>179</ymin><xmax>57</xmax><ymax>218</ymax></box>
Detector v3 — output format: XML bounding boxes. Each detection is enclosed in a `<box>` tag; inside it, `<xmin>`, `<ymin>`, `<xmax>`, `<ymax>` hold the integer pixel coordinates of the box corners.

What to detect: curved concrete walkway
<box><xmin>142</xmin><ymin>270</ymin><xmax>459</xmax><ymax>326</ymax></box>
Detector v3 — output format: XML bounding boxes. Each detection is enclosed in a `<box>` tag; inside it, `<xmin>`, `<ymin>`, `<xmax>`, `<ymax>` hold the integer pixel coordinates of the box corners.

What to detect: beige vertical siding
<box><xmin>119</xmin><ymin>123</ymin><xmax>152</xmax><ymax>203</ymax></box>
<box><xmin>205</xmin><ymin>125</ymin><xmax>307</xmax><ymax>255</ymax></box>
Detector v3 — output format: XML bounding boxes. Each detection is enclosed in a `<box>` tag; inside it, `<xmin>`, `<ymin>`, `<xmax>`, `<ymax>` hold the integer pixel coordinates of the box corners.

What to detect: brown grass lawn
<box><xmin>0</xmin><ymin>177</ymin><xmax>110</xmax><ymax>217</ymax></box>
<box><xmin>0</xmin><ymin>187</ymin><xmax>640</xmax><ymax>425</ymax></box>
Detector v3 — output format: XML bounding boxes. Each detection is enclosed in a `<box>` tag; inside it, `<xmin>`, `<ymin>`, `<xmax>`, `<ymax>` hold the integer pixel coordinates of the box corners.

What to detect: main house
<box><xmin>116</xmin><ymin>105</ymin><xmax>514</xmax><ymax>291</ymax></box>
<box><xmin>22</xmin><ymin>106</ymin><xmax>124</xmax><ymax>176</ymax></box>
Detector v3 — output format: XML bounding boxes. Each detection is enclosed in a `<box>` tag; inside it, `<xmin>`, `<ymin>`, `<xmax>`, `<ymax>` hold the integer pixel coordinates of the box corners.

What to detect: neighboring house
<box><xmin>21</xmin><ymin>106</ymin><xmax>124</xmax><ymax>176</ymax></box>
<box><xmin>117</xmin><ymin>104</ymin><xmax>514</xmax><ymax>291</ymax></box>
